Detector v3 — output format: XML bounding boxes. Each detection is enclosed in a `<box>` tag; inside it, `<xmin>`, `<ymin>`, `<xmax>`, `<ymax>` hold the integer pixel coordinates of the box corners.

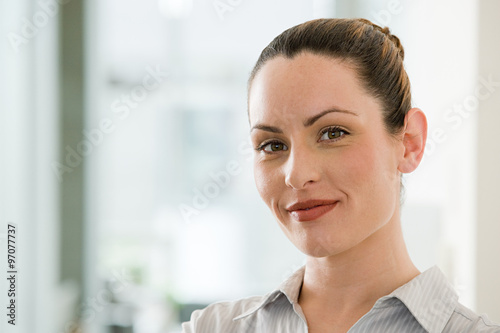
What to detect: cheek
<box><xmin>328</xmin><ymin>145</ymin><xmax>373</xmax><ymax>182</ymax></box>
<box><xmin>335</xmin><ymin>143</ymin><xmax>399</xmax><ymax>202</ymax></box>
<box><xmin>253</xmin><ymin>160</ymin><xmax>281</xmax><ymax>207</ymax></box>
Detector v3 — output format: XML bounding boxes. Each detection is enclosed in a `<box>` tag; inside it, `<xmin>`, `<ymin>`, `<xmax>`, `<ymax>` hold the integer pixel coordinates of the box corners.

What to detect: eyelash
<box><xmin>255</xmin><ymin>126</ymin><xmax>349</xmax><ymax>153</ymax></box>
<box><xmin>255</xmin><ymin>140</ymin><xmax>286</xmax><ymax>152</ymax></box>
<box><xmin>319</xmin><ymin>126</ymin><xmax>349</xmax><ymax>142</ymax></box>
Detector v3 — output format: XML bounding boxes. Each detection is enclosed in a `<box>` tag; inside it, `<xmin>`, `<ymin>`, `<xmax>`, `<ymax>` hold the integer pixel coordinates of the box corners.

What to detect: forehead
<box><xmin>248</xmin><ymin>52</ymin><xmax>381</xmax><ymax>126</ymax></box>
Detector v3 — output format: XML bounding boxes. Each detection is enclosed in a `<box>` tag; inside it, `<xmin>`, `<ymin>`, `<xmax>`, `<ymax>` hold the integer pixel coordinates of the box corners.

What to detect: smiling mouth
<box><xmin>301</xmin><ymin>206</ymin><xmax>320</xmax><ymax>211</ymax></box>
<box><xmin>287</xmin><ymin>201</ymin><xmax>338</xmax><ymax>222</ymax></box>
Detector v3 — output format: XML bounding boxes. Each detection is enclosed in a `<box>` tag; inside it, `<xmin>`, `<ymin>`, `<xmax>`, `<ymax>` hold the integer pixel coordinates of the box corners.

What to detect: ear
<box><xmin>397</xmin><ymin>108</ymin><xmax>428</xmax><ymax>173</ymax></box>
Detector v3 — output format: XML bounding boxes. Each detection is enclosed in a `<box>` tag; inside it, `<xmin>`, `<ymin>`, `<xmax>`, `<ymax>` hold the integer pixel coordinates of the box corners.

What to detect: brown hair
<box><xmin>248</xmin><ymin>18</ymin><xmax>411</xmax><ymax>136</ymax></box>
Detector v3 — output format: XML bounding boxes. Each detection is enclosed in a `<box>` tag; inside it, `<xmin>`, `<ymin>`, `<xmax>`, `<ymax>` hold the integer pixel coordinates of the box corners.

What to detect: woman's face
<box><xmin>248</xmin><ymin>52</ymin><xmax>405</xmax><ymax>258</ymax></box>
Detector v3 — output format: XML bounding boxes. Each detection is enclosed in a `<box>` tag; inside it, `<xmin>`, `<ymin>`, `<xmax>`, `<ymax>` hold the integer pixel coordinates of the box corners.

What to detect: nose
<box><xmin>284</xmin><ymin>145</ymin><xmax>321</xmax><ymax>190</ymax></box>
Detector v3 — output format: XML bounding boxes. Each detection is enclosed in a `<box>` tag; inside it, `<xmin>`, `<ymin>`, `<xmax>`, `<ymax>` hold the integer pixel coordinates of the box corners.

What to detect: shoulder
<box><xmin>445</xmin><ymin>302</ymin><xmax>500</xmax><ymax>332</ymax></box>
<box><xmin>181</xmin><ymin>266</ymin><xmax>306</xmax><ymax>333</ymax></box>
<box><xmin>181</xmin><ymin>294</ymin><xmax>269</xmax><ymax>333</ymax></box>
<box><xmin>385</xmin><ymin>266</ymin><xmax>500</xmax><ymax>332</ymax></box>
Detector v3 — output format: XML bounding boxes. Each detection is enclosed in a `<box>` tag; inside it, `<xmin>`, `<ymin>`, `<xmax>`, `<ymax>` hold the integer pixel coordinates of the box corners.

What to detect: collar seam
<box><xmin>232</xmin><ymin>291</ymin><xmax>283</xmax><ymax>321</ymax></box>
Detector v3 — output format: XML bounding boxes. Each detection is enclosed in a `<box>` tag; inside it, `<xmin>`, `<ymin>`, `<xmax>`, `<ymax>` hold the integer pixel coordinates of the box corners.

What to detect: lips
<box><xmin>286</xmin><ymin>199</ymin><xmax>338</xmax><ymax>222</ymax></box>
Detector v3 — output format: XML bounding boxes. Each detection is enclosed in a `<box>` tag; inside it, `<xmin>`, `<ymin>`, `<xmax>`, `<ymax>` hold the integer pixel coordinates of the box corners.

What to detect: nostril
<box><xmin>283</xmin><ymin>150</ymin><xmax>322</xmax><ymax>189</ymax></box>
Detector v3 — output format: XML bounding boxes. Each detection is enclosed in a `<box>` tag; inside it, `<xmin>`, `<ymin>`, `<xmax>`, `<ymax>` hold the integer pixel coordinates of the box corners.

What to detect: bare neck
<box><xmin>298</xmin><ymin>214</ymin><xmax>419</xmax><ymax>317</ymax></box>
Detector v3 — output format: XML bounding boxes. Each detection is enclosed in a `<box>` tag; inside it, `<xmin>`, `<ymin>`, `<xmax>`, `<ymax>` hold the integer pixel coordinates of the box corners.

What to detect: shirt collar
<box><xmin>375</xmin><ymin>266</ymin><xmax>459</xmax><ymax>333</ymax></box>
<box><xmin>233</xmin><ymin>265</ymin><xmax>458</xmax><ymax>333</ymax></box>
<box><xmin>232</xmin><ymin>266</ymin><xmax>305</xmax><ymax>321</ymax></box>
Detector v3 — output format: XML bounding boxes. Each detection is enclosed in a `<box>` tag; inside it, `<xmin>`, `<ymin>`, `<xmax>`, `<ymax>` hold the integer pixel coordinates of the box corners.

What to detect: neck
<box><xmin>298</xmin><ymin>212</ymin><xmax>419</xmax><ymax>315</ymax></box>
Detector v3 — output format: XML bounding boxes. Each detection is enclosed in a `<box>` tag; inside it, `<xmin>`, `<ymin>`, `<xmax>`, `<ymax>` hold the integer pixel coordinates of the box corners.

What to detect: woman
<box><xmin>182</xmin><ymin>18</ymin><xmax>500</xmax><ymax>332</ymax></box>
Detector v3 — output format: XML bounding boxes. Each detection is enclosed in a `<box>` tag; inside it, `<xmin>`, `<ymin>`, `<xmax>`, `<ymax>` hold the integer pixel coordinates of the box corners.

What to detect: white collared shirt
<box><xmin>182</xmin><ymin>266</ymin><xmax>500</xmax><ymax>332</ymax></box>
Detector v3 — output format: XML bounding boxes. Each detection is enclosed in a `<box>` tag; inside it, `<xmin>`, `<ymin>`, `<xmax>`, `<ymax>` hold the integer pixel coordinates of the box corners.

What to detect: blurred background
<box><xmin>1</xmin><ymin>0</ymin><xmax>499</xmax><ymax>332</ymax></box>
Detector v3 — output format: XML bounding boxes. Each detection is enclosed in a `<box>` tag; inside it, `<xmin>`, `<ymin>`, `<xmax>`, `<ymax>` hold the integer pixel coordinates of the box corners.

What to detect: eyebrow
<box><xmin>250</xmin><ymin>108</ymin><xmax>358</xmax><ymax>133</ymax></box>
<box><xmin>250</xmin><ymin>124</ymin><xmax>283</xmax><ymax>133</ymax></box>
<box><xmin>303</xmin><ymin>108</ymin><xmax>358</xmax><ymax>126</ymax></box>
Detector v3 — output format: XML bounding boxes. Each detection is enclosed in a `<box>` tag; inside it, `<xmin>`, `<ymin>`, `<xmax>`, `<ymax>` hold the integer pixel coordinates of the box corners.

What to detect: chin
<box><xmin>290</xmin><ymin>232</ymin><xmax>347</xmax><ymax>258</ymax></box>
<box><xmin>298</xmin><ymin>244</ymin><xmax>343</xmax><ymax>258</ymax></box>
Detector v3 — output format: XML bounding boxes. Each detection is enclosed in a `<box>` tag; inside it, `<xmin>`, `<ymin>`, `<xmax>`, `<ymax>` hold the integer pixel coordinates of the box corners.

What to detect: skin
<box><xmin>248</xmin><ymin>52</ymin><xmax>427</xmax><ymax>333</ymax></box>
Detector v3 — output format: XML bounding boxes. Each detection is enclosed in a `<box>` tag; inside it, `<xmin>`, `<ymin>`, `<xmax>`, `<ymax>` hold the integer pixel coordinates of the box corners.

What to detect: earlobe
<box><xmin>397</xmin><ymin>108</ymin><xmax>428</xmax><ymax>174</ymax></box>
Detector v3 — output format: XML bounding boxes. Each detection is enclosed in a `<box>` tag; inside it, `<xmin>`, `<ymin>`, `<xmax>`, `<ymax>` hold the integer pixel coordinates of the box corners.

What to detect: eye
<box><xmin>257</xmin><ymin>140</ymin><xmax>289</xmax><ymax>153</ymax></box>
<box><xmin>319</xmin><ymin>126</ymin><xmax>348</xmax><ymax>141</ymax></box>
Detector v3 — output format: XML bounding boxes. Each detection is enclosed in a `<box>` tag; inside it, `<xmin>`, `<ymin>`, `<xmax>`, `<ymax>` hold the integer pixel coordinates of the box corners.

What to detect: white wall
<box><xmin>476</xmin><ymin>0</ymin><xmax>500</xmax><ymax>323</ymax></box>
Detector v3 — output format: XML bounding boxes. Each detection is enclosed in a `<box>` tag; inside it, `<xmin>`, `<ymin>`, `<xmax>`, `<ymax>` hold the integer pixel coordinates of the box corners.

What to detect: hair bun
<box><xmin>358</xmin><ymin>19</ymin><xmax>405</xmax><ymax>60</ymax></box>
<box><xmin>380</xmin><ymin>26</ymin><xmax>391</xmax><ymax>35</ymax></box>
<box><xmin>386</xmin><ymin>32</ymin><xmax>405</xmax><ymax>60</ymax></box>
